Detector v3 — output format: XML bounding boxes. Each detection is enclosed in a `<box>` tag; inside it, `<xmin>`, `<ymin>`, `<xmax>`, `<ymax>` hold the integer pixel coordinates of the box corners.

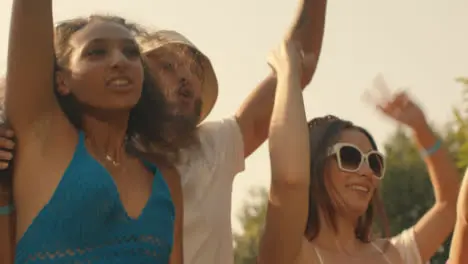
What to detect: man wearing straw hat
<box><xmin>0</xmin><ymin>0</ymin><xmax>327</xmax><ymax>263</ymax></box>
<box><xmin>135</xmin><ymin>1</ymin><xmax>327</xmax><ymax>263</ymax></box>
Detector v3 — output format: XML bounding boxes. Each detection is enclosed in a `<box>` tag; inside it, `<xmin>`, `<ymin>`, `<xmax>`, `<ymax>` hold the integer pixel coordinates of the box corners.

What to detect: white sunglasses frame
<box><xmin>327</xmin><ymin>142</ymin><xmax>386</xmax><ymax>179</ymax></box>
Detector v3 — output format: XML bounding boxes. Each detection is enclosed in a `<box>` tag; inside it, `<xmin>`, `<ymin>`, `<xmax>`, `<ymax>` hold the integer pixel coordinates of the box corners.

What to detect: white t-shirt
<box><xmin>390</xmin><ymin>228</ymin><xmax>426</xmax><ymax>264</ymax></box>
<box><xmin>176</xmin><ymin>117</ymin><xmax>245</xmax><ymax>264</ymax></box>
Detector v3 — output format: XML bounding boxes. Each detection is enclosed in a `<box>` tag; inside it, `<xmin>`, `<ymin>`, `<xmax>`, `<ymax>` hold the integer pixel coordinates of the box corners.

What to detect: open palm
<box><xmin>365</xmin><ymin>75</ymin><xmax>427</xmax><ymax>129</ymax></box>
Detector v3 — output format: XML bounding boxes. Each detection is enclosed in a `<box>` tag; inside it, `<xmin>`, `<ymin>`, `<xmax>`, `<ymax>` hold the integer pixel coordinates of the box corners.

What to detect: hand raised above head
<box><xmin>267</xmin><ymin>39</ymin><xmax>316</xmax><ymax>83</ymax></box>
<box><xmin>363</xmin><ymin>74</ymin><xmax>427</xmax><ymax>130</ymax></box>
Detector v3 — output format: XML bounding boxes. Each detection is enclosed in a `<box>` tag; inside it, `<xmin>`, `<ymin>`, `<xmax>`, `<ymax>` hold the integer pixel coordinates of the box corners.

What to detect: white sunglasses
<box><xmin>327</xmin><ymin>142</ymin><xmax>386</xmax><ymax>179</ymax></box>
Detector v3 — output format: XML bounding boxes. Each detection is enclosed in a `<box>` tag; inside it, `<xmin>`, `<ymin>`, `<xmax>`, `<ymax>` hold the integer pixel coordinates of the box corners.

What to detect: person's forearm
<box><xmin>287</xmin><ymin>0</ymin><xmax>327</xmax><ymax>56</ymax></box>
<box><xmin>236</xmin><ymin>76</ymin><xmax>276</xmax><ymax>157</ymax></box>
<box><xmin>236</xmin><ymin>0</ymin><xmax>327</xmax><ymax>158</ymax></box>
<box><xmin>269</xmin><ymin>73</ymin><xmax>309</xmax><ymax>184</ymax></box>
<box><xmin>412</xmin><ymin>122</ymin><xmax>460</xmax><ymax>205</ymax></box>
<box><xmin>406</xmin><ymin>122</ymin><xmax>462</xmax><ymax>264</ymax></box>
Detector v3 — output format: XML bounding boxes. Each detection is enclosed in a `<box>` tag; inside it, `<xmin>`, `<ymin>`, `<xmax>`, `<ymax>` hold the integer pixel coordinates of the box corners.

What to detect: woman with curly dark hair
<box><xmin>4</xmin><ymin>0</ymin><xmax>182</xmax><ymax>263</ymax></box>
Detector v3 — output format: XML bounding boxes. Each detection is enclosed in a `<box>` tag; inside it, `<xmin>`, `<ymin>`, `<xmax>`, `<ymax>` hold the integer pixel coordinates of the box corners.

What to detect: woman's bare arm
<box><xmin>368</xmin><ymin>79</ymin><xmax>460</xmax><ymax>262</ymax></box>
<box><xmin>449</xmin><ymin>169</ymin><xmax>468</xmax><ymax>264</ymax></box>
<box><xmin>6</xmin><ymin>0</ymin><xmax>59</xmax><ymax>136</ymax></box>
<box><xmin>408</xmin><ymin>123</ymin><xmax>460</xmax><ymax>262</ymax></box>
<box><xmin>258</xmin><ymin>41</ymin><xmax>310</xmax><ymax>264</ymax></box>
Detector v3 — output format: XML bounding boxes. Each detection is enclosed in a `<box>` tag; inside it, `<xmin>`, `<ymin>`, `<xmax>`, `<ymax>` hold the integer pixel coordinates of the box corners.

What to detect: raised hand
<box><xmin>267</xmin><ymin>39</ymin><xmax>316</xmax><ymax>84</ymax></box>
<box><xmin>364</xmin><ymin>74</ymin><xmax>427</xmax><ymax>130</ymax></box>
<box><xmin>259</xmin><ymin>38</ymin><xmax>310</xmax><ymax>264</ymax></box>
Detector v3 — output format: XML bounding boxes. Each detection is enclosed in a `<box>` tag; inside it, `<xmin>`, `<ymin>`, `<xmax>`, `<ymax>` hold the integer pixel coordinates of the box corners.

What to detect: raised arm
<box><xmin>258</xmin><ymin>40</ymin><xmax>310</xmax><ymax>264</ymax></box>
<box><xmin>236</xmin><ymin>0</ymin><xmax>326</xmax><ymax>158</ymax></box>
<box><xmin>5</xmin><ymin>0</ymin><xmax>59</xmax><ymax>136</ymax></box>
<box><xmin>407</xmin><ymin>120</ymin><xmax>459</xmax><ymax>262</ymax></box>
<box><xmin>369</xmin><ymin>76</ymin><xmax>460</xmax><ymax>263</ymax></box>
<box><xmin>449</xmin><ymin>169</ymin><xmax>468</xmax><ymax>264</ymax></box>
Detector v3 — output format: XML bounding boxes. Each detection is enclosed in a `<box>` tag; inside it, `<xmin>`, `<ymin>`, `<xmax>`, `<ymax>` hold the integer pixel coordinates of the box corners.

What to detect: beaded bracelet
<box><xmin>420</xmin><ymin>139</ymin><xmax>442</xmax><ymax>157</ymax></box>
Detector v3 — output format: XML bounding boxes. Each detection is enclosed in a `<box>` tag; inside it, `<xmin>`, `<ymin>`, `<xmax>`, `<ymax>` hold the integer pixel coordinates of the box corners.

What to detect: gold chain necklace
<box><xmin>85</xmin><ymin>137</ymin><xmax>124</xmax><ymax>167</ymax></box>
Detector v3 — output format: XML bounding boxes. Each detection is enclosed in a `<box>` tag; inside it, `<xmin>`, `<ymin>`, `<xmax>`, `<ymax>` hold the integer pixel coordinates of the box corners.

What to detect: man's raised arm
<box><xmin>235</xmin><ymin>0</ymin><xmax>327</xmax><ymax>158</ymax></box>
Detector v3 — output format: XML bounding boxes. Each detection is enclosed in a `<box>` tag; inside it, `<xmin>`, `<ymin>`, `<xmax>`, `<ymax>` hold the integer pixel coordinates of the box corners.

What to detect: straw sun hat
<box><xmin>139</xmin><ymin>30</ymin><xmax>218</xmax><ymax>123</ymax></box>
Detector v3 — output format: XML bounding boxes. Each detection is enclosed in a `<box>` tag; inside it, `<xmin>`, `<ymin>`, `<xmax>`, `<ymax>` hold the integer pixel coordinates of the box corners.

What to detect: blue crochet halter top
<box><xmin>15</xmin><ymin>131</ymin><xmax>175</xmax><ymax>263</ymax></box>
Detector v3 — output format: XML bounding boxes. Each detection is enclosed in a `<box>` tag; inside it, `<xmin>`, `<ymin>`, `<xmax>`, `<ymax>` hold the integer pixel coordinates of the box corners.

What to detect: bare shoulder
<box><xmin>295</xmin><ymin>238</ymin><xmax>320</xmax><ymax>264</ymax></box>
<box><xmin>374</xmin><ymin>239</ymin><xmax>404</xmax><ymax>264</ymax></box>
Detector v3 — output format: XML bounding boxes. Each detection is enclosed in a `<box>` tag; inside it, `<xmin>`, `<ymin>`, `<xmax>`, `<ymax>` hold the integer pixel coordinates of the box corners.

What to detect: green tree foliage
<box><xmin>233</xmin><ymin>188</ymin><xmax>267</xmax><ymax>264</ymax></box>
<box><xmin>380</xmin><ymin>127</ymin><xmax>431</xmax><ymax>237</ymax></box>
<box><xmin>448</xmin><ymin>77</ymin><xmax>468</xmax><ymax>170</ymax></box>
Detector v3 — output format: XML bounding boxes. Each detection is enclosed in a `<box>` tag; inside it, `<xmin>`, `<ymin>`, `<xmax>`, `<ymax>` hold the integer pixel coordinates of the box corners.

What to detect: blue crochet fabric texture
<box><xmin>15</xmin><ymin>132</ymin><xmax>175</xmax><ymax>263</ymax></box>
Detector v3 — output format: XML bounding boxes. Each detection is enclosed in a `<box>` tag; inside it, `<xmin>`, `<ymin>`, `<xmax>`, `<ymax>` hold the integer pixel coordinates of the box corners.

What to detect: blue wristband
<box><xmin>420</xmin><ymin>139</ymin><xmax>442</xmax><ymax>157</ymax></box>
<box><xmin>0</xmin><ymin>203</ymin><xmax>14</xmax><ymax>215</ymax></box>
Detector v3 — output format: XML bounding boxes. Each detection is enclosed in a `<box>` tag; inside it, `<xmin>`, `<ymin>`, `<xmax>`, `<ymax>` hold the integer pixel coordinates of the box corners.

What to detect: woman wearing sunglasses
<box><xmin>259</xmin><ymin>74</ymin><xmax>459</xmax><ymax>263</ymax></box>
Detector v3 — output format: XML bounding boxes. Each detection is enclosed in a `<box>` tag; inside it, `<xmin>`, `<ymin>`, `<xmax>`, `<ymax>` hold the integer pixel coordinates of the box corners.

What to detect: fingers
<box><xmin>0</xmin><ymin>135</ymin><xmax>15</xmax><ymax>150</ymax></box>
<box><xmin>280</xmin><ymin>39</ymin><xmax>303</xmax><ymax>59</ymax></box>
<box><xmin>362</xmin><ymin>74</ymin><xmax>387</xmax><ymax>107</ymax></box>
<box><xmin>362</xmin><ymin>75</ymin><xmax>398</xmax><ymax>119</ymax></box>
<box><xmin>267</xmin><ymin>52</ymin><xmax>277</xmax><ymax>75</ymax></box>
<box><xmin>0</xmin><ymin>144</ymin><xmax>13</xmax><ymax>158</ymax></box>
<box><xmin>289</xmin><ymin>40</ymin><xmax>304</xmax><ymax>60</ymax></box>
<box><xmin>365</xmin><ymin>74</ymin><xmax>425</xmax><ymax>124</ymax></box>
<box><xmin>0</xmin><ymin>128</ymin><xmax>15</xmax><ymax>170</ymax></box>
<box><xmin>268</xmin><ymin>39</ymin><xmax>304</xmax><ymax>75</ymax></box>
<box><xmin>384</xmin><ymin>90</ymin><xmax>413</xmax><ymax>118</ymax></box>
<box><xmin>393</xmin><ymin>91</ymin><xmax>410</xmax><ymax>108</ymax></box>
<box><xmin>366</xmin><ymin>74</ymin><xmax>411</xmax><ymax>109</ymax></box>
<box><xmin>362</xmin><ymin>88</ymin><xmax>380</xmax><ymax>107</ymax></box>
<box><xmin>286</xmin><ymin>40</ymin><xmax>305</xmax><ymax>73</ymax></box>
<box><xmin>0</xmin><ymin>127</ymin><xmax>14</xmax><ymax>140</ymax></box>
<box><xmin>0</xmin><ymin>152</ymin><xmax>12</xmax><ymax>169</ymax></box>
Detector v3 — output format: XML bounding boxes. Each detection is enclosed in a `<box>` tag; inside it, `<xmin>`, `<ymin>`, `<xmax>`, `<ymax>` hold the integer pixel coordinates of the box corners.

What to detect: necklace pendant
<box><xmin>105</xmin><ymin>154</ymin><xmax>120</xmax><ymax>166</ymax></box>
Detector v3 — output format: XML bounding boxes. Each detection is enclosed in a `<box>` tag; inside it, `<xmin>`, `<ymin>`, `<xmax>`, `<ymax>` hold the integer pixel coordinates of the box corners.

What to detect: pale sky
<box><xmin>0</xmin><ymin>0</ymin><xmax>467</xmax><ymax>232</ymax></box>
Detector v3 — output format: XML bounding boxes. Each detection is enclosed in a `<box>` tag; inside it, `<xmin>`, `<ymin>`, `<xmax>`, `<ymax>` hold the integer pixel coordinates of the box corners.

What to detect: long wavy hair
<box><xmin>304</xmin><ymin>115</ymin><xmax>389</xmax><ymax>243</ymax></box>
<box><xmin>53</xmin><ymin>15</ymin><xmax>181</xmax><ymax>161</ymax></box>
